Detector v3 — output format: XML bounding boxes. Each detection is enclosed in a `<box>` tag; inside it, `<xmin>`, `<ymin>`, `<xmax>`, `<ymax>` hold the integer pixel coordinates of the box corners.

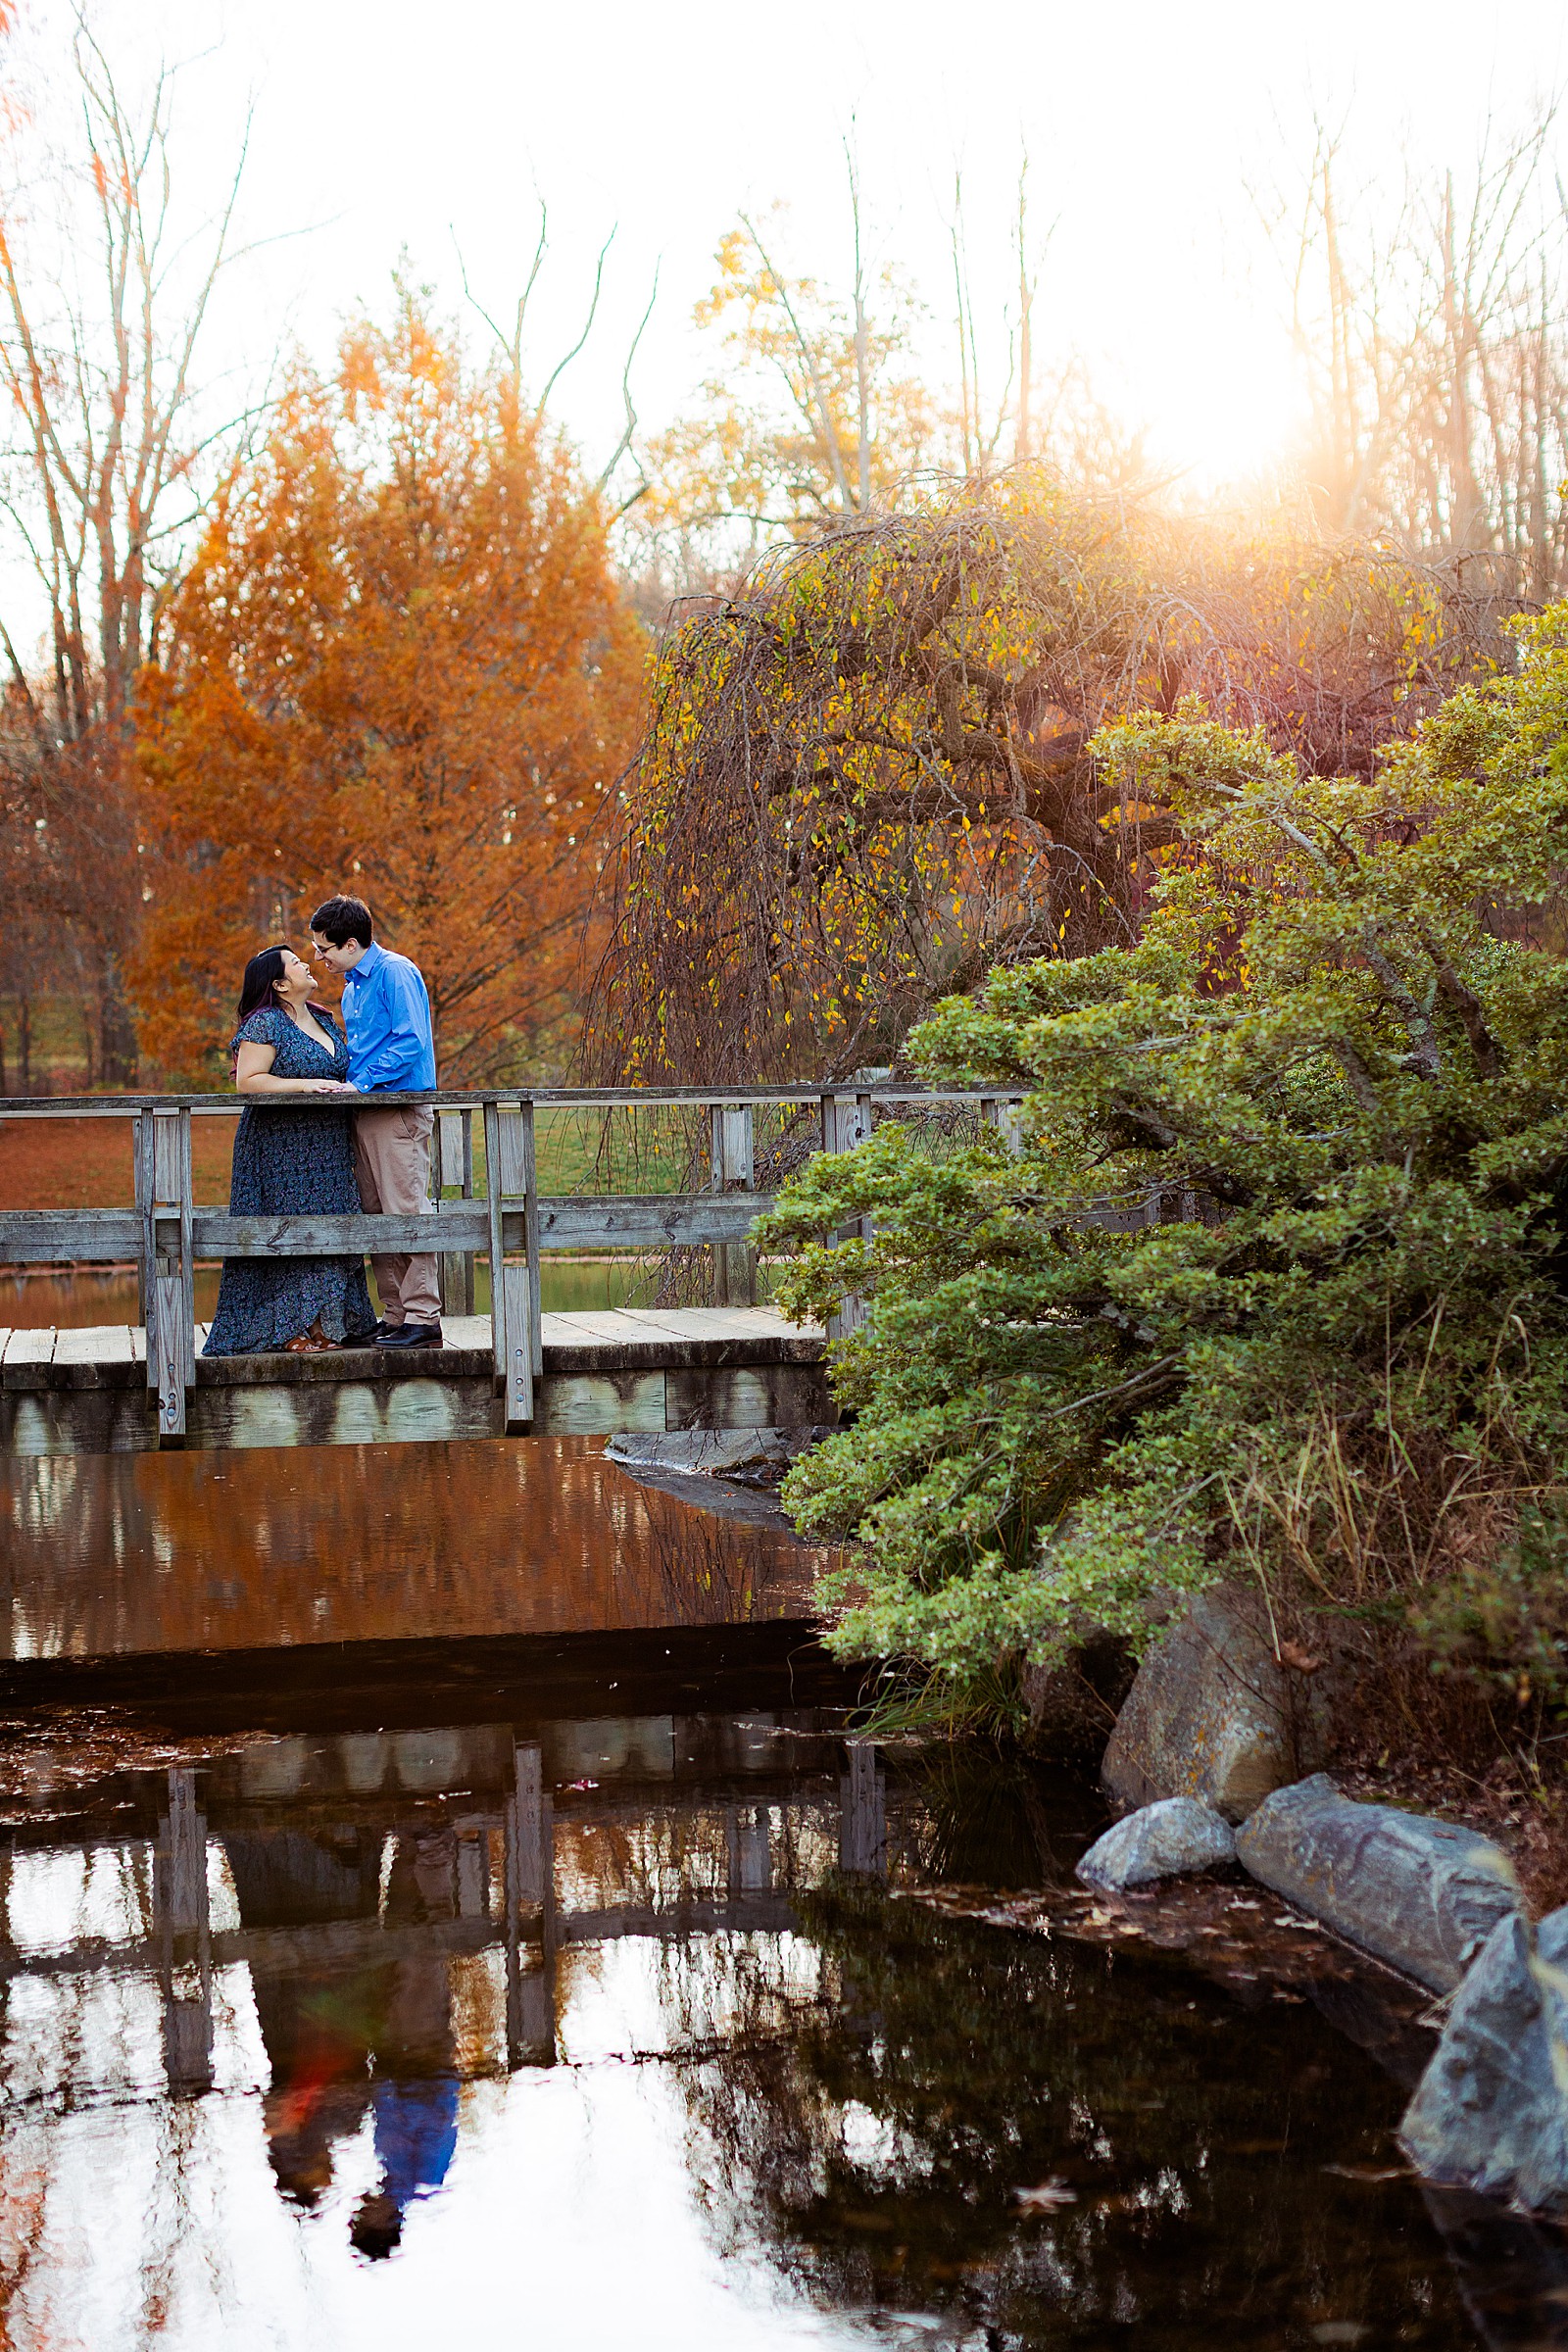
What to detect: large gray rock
<box><xmin>1400</xmin><ymin>1908</ymin><xmax>1568</xmax><ymax>2211</ymax></box>
<box><xmin>604</xmin><ymin>1427</ymin><xmax>831</xmax><ymax>1482</ymax></box>
<box><xmin>1237</xmin><ymin>1775</ymin><xmax>1519</xmax><ymax>1993</ymax></box>
<box><xmin>1101</xmin><ymin>1588</ymin><xmax>1337</xmax><ymax>1822</ymax></box>
<box><xmin>1076</xmin><ymin>1796</ymin><xmax>1237</xmax><ymax>1893</ymax></box>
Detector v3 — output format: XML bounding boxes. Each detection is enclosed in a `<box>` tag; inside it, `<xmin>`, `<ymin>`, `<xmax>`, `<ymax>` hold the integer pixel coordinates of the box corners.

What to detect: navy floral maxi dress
<box><xmin>203</xmin><ymin>1006</ymin><xmax>378</xmax><ymax>1355</ymax></box>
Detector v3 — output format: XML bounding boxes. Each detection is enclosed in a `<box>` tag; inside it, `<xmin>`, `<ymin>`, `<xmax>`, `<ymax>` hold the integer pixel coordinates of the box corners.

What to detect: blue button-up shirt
<box><xmin>340</xmin><ymin>940</ymin><xmax>437</xmax><ymax>1092</ymax></box>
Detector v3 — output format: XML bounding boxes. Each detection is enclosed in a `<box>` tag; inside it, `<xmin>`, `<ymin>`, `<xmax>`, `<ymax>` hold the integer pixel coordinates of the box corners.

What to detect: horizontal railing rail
<box><xmin>0</xmin><ymin>1084</ymin><xmax>1012</xmax><ymax>1116</ymax></box>
<box><xmin>2</xmin><ymin>1082</ymin><xmax>1029</xmax><ymax>1444</ymax></box>
<box><xmin>0</xmin><ymin>1195</ymin><xmax>777</xmax><ymax>1262</ymax></box>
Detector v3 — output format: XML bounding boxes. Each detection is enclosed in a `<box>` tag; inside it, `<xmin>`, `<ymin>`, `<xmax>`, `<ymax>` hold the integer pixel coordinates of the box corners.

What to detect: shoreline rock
<box><xmin>1076</xmin><ymin>1796</ymin><xmax>1237</xmax><ymax>1892</ymax></box>
<box><xmin>604</xmin><ymin>1427</ymin><xmax>833</xmax><ymax>1486</ymax></box>
<box><xmin>1101</xmin><ymin>1589</ymin><xmax>1341</xmax><ymax>1823</ymax></box>
<box><xmin>1400</xmin><ymin>1907</ymin><xmax>1568</xmax><ymax>2211</ymax></box>
<box><xmin>1237</xmin><ymin>1774</ymin><xmax>1520</xmax><ymax>1994</ymax></box>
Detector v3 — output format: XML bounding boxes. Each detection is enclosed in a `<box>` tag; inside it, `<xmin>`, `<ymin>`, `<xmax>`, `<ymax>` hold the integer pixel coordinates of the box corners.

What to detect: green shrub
<box><xmin>1413</xmin><ymin>1505</ymin><xmax>1568</xmax><ymax>1715</ymax></box>
<box><xmin>760</xmin><ymin>607</ymin><xmax>1568</xmax><ymax>1721</ymax></box>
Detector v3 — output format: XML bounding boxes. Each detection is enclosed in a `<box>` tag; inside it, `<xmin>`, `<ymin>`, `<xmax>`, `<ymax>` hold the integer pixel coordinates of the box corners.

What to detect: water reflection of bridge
<box><xmin>0</xmin><ymin>1716</ymin><xmax>889</xmax><ymax>2110</ymax></box>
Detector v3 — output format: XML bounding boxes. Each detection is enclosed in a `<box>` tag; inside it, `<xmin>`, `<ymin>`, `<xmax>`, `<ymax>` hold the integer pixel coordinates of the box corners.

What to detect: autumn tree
<box><xmin>134</xmin><ymin>285</ymin><xmax>644</xmax><ymax>1084</ymax></box>
<box><xmin>636</xmin><ymin>200</ymin><xmax>937</xmax><ymax>578</ymax></box>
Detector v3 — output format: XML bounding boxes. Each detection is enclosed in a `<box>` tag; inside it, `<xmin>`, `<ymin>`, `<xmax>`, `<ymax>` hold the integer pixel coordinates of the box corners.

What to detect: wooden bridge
<box><xmin>0</xmin><ymin>1083</ymin><xmax>1023</xmax><ymax>1456</ymax></box>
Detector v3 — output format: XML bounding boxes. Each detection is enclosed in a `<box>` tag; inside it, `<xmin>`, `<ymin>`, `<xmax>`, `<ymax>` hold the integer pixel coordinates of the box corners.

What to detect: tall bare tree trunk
<box><xmin>0</xmin><ymin>15</ymin><xmax>251</xmax><ymax>1086</ymax></box>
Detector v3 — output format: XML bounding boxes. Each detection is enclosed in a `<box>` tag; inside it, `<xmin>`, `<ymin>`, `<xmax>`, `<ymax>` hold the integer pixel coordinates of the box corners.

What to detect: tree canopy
<box><xmin>593</xmin><ymin>477</ymin><xmax>1488</xmax><ymax>1083</ymax></box>
<box><xmin>133</xmin><ymin>287</ymin><xmax>644</xmax><ymax>1082</ymax></box>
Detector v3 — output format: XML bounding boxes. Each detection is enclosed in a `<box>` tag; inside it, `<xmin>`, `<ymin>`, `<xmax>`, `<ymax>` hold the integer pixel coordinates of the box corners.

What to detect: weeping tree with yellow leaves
<box><xmin>590</xmin><ymin>475</ymin><xmax>1494</xmax><ymax>1083</ymax></box>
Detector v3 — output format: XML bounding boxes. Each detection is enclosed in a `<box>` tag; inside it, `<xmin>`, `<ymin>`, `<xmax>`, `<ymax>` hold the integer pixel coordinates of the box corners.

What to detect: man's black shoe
<box><xmin>337</xmin><ymin>1322</ymin><xmax>387</xmax><ymax>1348</ymax></box>
<box><xmin>378</xmin><ymin>1324</ymin><xmax>443</xmax><ymax>1348</ymax></box>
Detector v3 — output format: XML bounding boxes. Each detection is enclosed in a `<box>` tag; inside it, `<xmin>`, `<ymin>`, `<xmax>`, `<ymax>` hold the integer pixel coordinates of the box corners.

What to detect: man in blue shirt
<box><xmin>310</xmin><ymin>895</ymin><xmax>441</xmax><ymax>1347</ymax></box>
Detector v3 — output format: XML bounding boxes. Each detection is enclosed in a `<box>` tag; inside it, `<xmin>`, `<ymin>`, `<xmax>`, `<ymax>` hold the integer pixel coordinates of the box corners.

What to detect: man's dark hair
<box><xmin>310</xmin><ymin>895</ymin><xmax>373</xmax><ymax>949</ymax></box>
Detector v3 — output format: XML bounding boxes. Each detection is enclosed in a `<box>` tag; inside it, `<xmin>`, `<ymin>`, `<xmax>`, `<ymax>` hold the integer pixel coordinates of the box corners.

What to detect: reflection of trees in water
<box><xmin>644</xmin><ymin>1504</ymin><xmax>776</xmax><ymax>1627</ymax></box>
<box><xmin>672</xmin><ymin>1889</ymin><xmax>1462</xmax><ymax>2342</ymax></box>
<box><xmin>554</xmin><ymin>1796</ymin><xmax>832</xmax><ymax>1931</ymax></box>
<box><xmin>555</xmin><ymin>1807</ymin><xmax>729</xmax><ymax>1914</ymax></box>
<box><xmin>0</xmin><ymin>1745</ymin><xmax>1483</xmax><ymax>2343</ymax></box>
<box><xmin>0</xmin><ymin>2086</ymin><xmax>239</xmax><ymax>2345</ymax></box>
<box><xmin>899</xmin><ymin>1745</ymin><xmax>1094</xmax><ymax>1891</ymax></box>
<box><xmin>0</xmin><ymin>2098</ymin><xmax>48</xmax><ymax>2341</ymax></box>
<box><xmin>552</xmin><ymin>1792</ymin><xmax>843</xmax><ymax>2068</ymax></box>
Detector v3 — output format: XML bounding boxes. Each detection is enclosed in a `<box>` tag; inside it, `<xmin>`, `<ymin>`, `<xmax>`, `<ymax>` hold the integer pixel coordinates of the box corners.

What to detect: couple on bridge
<box><xmin>202</xmin><ymin>895</ymin><xmax>445</xmax><ymax>1357</ymax></box>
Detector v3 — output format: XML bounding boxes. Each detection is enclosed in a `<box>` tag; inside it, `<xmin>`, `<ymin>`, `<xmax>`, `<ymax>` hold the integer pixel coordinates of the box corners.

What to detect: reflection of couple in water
<box><xmin>225</xmin><ymin>1822</ymin><xmax>462</xmax><ymax>2261</ymax></box>
<box><xmin>203</xmin><ymin>894</ymin><xmax>444</xmax><ymax>1359</ymax></box>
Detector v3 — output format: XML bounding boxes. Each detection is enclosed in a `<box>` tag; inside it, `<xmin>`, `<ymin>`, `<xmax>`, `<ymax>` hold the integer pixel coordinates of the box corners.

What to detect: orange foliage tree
<box><xmin>133</xmin><ymin>285</ymin><xmax>645</xmax><ymax>1083</ymax></box>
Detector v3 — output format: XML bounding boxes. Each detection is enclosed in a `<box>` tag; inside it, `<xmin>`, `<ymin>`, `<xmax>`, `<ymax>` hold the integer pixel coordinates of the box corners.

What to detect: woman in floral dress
<box><xmin>203</xmin><ymin>946</ymin><xmax>379</xmax><ymax>1355</ymax></box>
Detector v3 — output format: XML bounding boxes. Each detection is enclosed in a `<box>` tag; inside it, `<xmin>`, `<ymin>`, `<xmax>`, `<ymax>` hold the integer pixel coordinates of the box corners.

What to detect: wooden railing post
<box><xmin>819</xmin><ymin>1089</ymin><xmax>873</xmax><ymax>1343</ymax></box>
<box><xmin>522</xmin><ymin>1103</ymin><xmax>542</xmax><ymax>1382</ymax></box>
<box><xmin>484</xmin><ymin>1100</ymin><xmax>539</xmax><ymax>1432</ymax></box>
<box><xmin>981</xmin><ymin>1095</ymin><xmax>1025</xmax><ymax>1157</ymax></box>
<box><xmin>461</xmin><ymin>1105</ymin><xmax>476</xmax><ymax>1312</ymax></box>
<box><xmin>134</xmin><ymin>1111</ymin><xmax>156</xmax><ymax>1389</ymax></box>
<box><xmin>435</xmin><ymin>1106</ymin><xmax>476</xmax><ymax>1318</ymax></box>
<box><xmin>709</xmin><ymin>1101</ymin><xmax>756</xmax><ymax>1306</ymax></box>
<box><xmin>146</xmin><ymin>1106</ymin><xmax>194</xmax><ymax>1443</ymax></box>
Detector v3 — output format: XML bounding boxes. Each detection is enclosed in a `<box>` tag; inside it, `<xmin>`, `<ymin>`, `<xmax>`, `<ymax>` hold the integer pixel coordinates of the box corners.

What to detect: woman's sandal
<box><xmin>281</xmin><ymin>1321</ymin><xmax>335</xmax><ymax>1354</ymax></box>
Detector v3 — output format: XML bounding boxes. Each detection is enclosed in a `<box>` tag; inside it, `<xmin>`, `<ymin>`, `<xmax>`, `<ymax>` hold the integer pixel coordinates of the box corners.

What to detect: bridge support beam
<box><xmin>820</xmin><ymin>1091</ymin><xmax>874</xmax><ymax>1343</ymax></box>
<box><xmin>710</xmin><ymin>1102</ymin><xmax>756</xmax><ymax>1306</ymax></box>
<box><xmin>485</xmin><ymin>1102</ymin><xmax>542</xmax><ymax>1433</ymax></box>
<box><xmin>138</xmin><ymin>1109</ymin><xmax>194</xmax><ymax>1444</ymax></box>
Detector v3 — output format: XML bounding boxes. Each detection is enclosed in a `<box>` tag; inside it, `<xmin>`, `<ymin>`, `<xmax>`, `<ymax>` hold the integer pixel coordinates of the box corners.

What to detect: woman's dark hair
<box><xmin>310</xmin><ymin>894</ymin><xmax>373</xmax><ymax>949</ymax></box>
<box><xmin>236</xmin><ymin>946</ymin><xmax>289</xmax><ymax>1025</ymax></box>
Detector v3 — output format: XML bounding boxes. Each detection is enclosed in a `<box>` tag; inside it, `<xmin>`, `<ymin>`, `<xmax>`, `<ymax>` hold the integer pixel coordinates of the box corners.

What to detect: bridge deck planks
<box><xmin>52</xmin><ymin>1325</ymin><xmax>135</xmax><ymax>1366</ymax></box>
<box><xmin>1</xmin><ymin>1305</ymin><xmax>824</xmax><ymax>1382</ymax></box>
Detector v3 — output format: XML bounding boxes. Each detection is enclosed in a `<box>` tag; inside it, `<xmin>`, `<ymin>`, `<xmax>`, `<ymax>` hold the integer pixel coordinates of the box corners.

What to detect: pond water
<box><xmin>0</xmin><ymin>1438</ymin><xmax>816</xmax><ymax>1664</ymax></box>
<box><xmin>0</xmin><ymin>1438</ymin><xmax>1560</xmax><ymax>2349</ymax></box>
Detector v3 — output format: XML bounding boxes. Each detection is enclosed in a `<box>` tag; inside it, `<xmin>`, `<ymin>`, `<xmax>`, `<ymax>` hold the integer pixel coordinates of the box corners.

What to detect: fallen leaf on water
<box><xmin>1012</xmin><ymin>2180</ymin><xmax>1078</xmax><ymax>2212</ymax></box>
<box><xmin>1321</xmin><ymin>2163</ymin><xmax>1406</xmax><ymax>2182</ymax></box>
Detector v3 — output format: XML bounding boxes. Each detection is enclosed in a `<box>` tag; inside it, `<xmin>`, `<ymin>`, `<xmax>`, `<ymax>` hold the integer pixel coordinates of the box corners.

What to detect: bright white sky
<box><xmin>7</xmin><ymin>0</ymin><xmax>1568</xmax><ymax>523</ymax></box>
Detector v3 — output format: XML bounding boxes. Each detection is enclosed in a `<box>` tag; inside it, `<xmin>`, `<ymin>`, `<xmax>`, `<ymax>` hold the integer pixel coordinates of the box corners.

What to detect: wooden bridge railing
<box><xmin>0</xmin><ymin>1084</ymin><xmax>1028</xmax><ymax>1441</ymax></box>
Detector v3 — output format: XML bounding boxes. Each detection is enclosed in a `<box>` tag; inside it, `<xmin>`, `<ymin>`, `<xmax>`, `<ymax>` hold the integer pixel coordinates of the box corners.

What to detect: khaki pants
<box><xmin>353</xmin><ymin>1105</ymin><xmax>440</xmax><ymax>1329</ymax></box>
